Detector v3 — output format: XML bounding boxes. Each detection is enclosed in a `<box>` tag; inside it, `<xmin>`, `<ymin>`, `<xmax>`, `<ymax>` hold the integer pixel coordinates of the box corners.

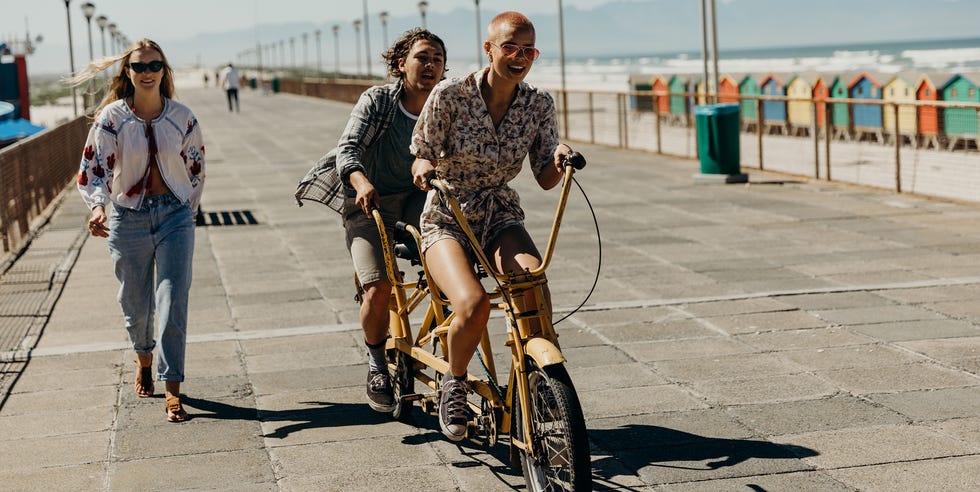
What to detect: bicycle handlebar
<box><xmin>426</xmin><ymin>150</ymin><xmax>585</xmax><ymax>280</ymax></box>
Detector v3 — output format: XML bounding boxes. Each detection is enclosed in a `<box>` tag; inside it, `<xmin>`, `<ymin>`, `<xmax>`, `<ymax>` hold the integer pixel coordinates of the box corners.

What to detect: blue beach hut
<box><xmin>738</xmin><ymin>75</ymin><xmax>761</xmax><ymax>131</ymax></box>
<box><xmin>849</xmin><ymin>72</ymin><xmax>883</xmax><ymax>141</ymax></box>
<box><xmin>760</xmin><ymin>74</ymin><xmax>787</xmax><ymax>133</ymax></box>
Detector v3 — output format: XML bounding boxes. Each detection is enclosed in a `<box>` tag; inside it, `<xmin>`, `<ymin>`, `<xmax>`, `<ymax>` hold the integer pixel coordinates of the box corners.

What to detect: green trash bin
<box><xmin>271</xmin><ymin>78</ymin><xmax>280</xmax><ymax>93</ymax></box>
<box><xmin>695</xmin><ymin>103</ymin><xmax>741</xmax><ymax>175</ymax></box>
<box><xmin>249</xmin><ymin>78</ymin><xmax>257</xmax><ymax>89</ymax></box>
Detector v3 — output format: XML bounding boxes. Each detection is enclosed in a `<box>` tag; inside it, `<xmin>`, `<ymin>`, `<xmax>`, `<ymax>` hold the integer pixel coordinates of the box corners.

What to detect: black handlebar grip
<box><xmin>395</xmin><ymin>220</ymin><xmax>409</xmax><ymax>232</ymax></box>
<box><xmin>566</xmin><ymin>151</ymin><xmax>586</xmax><ymax>170</ymax></box>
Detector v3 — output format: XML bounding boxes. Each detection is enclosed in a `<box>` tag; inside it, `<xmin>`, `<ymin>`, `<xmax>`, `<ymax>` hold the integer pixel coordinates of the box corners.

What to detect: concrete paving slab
<box><xmin>690</xmin><ymin>373</ymin><xmax>839</xmax><ymax>405</ymax></box>
<box><xmin>826</xmin><ymin>455</ymin><xmax>980</xmax><ymax>492</ymax></box>
<box><xmin>818</xmin><ymin>362</ymin><xmax>980</xmax><ymax>394</ymax></box>
<box><xmin>114</xmin><ymin>418</ymin><xmax>264</xmax><ymax>460</ymax></box>
<box><xmin>109</xmin><ymin>449</ymin><xmax>274</xmax><ymax>491</ymax></box>
<box><xmin>931</xmin><ymin>417</ymin><xmax>980</xmax><ymax>450</ymax></box>
<box><xmin>735</xmin><ymin>327</ymin><xmax>875</xmax><ymax>351</ymax></box>
<box><xmin>567</xmin><ymin>362</ymin><xmax>670</xmax><ymax>391</ymax></box>
<box><xmin>868</xmin><ymin>387</ymin><xmax>980</xmax><ymax>422</ymax></box>
<box><xmin>727</xmin><ymin>394</ymin><xmax>908</xmax><ymax>436</ymax></box>
<box><xmin>654</xmin><ymin>352</ymin><xmax>808</xmax><ymax>381</ymax></box>
<box><xmin>578</xmin><ymin>384</ymin><xmax>709</xmax><ymax>419</ymax></box>
<box><xmin>620</xmin><ymin>337</ymin><xmax>753</xmax><ymax>362</ymax></box>
<box><xmin>772</xmin><ymin>424</ymin><xmax>976</xmax><ymax>469</ymax></box>
<box><xmin>0</xmin><ymin>431</ymin><xmax>109</xmax><ymax>471</ymax></box>
<box><xmin>780</xmin><ymin>344</ymin><xmax>927</xmax><ymax>371</ymax></box>
<box><xmin>813</xmin><ymin>305</ymin><xmax>948</xmax><ymax>325</ymax></box>
<box><xmin>0</xmin><ymin>463</ymin><xmax>105</xmax><ymax>492</ymax></box>
<box><xmin>851</xmin><ymin>319</ymin><xmax>980</xmax><ymax>342</ymax></box>
<box><xmin>660</xmin><ymin>470</ymin><xmax>851</xmax><ymax>491</ymax></box>
<box><xmin>703</xmin><ymin>310</ymin><xmax>831</xmax><ymax>335</ymax></box>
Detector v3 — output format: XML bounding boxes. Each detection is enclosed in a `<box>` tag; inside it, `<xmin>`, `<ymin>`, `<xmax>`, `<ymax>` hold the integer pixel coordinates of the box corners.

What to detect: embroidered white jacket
<box><xmin>77</xmin><ymin>98</ymin><xmax>205</xmax><ymax>211</ymax></box>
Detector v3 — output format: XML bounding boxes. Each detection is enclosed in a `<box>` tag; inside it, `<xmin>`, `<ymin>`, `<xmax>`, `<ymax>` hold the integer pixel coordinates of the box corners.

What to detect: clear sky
<box><xmin>1</xmin><ymin>0</ymin><xmax>600</xmax><ymax>59</ymax></box>
<box><xmin>2</xmin><ymin>0</ymin><xmax>976</xmax><ymax>76</ymax></box>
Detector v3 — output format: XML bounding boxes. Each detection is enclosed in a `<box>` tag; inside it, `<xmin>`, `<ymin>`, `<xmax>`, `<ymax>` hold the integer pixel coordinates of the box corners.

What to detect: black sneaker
<box><xmin>367</xmin><ymin>370</ymin><xmax>395</xmax><ymax>413</ymax></box>
<box><xmin>439</xmin><ymin>375</ymin><xmax>469</xmax><ymax>442</ymax></box>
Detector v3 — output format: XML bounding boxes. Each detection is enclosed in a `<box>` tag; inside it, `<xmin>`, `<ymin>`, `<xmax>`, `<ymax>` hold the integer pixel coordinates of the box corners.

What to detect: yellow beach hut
<box><xmin>882</xmin><ymin>75</ymin><xmax>917</xmax><ymax>145</ymax></box>
<box><xmin>786</xmin><ymin>75</ymin><xmax>814</xmax><ymax>136</ymax></box>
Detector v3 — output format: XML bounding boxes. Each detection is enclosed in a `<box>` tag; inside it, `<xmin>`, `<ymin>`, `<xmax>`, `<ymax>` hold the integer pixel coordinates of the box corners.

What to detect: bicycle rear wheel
<box><xmin>513</xmin><ymin>360</ymin><xmax>591</xmax><ymax>491</ymax></box>
<box><xmin>388</xmin><ymin>348</ymin><xmax>415</xmax><ymax>422</ymax></box>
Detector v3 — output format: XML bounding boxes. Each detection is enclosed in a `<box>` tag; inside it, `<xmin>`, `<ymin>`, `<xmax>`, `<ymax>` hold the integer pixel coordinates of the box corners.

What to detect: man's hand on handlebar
<box><xmin>412</xmin><ymin>158</ymin><xmax>436</xmax><ymax>191</ymax></box>
<box><xmin>348</xmin><ymin>171</ymin><xmax>379</xmax><ymax>217</ymax></box>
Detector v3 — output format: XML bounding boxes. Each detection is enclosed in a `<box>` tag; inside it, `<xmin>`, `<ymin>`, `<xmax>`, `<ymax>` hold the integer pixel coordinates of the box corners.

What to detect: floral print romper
<box><xmin>410</xmin><ymin>67</ymin><xmax>560</xmax><ymax>252</ymax></box>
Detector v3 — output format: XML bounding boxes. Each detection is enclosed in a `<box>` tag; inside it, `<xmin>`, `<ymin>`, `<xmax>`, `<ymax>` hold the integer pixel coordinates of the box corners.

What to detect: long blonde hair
<box><xmin>70</xmin><ymin>38</ymin><xmax>176</xmax><ymax>115</ymax></box>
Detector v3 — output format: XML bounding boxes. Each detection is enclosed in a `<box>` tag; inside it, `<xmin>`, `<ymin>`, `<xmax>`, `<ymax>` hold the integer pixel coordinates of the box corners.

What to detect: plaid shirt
<box><xmin>294</xmin><ymin>80</ymin><xmax>403</xmax><ymax>212</ymax></box>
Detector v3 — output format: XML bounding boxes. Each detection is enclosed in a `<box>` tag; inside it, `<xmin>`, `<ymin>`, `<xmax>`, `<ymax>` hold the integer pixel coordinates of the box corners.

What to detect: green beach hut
<box><xmin>829</xmin><ymin>76</ymin><xmax>851</xmax><ymax>140</ymax></box>
<box><xmin>738</xmin><ymin>75</ymin><xmax>760</xmax><ymax>130</ymax></box>
<box><xmin>668</xmin><ymin>75</ymin><xmax>690</xmax><ymax>124</ymax></box>
<box><xmin>941</xmin><ymin>74</ymin><xmax>979</xmax><ymax>147</ymax></box>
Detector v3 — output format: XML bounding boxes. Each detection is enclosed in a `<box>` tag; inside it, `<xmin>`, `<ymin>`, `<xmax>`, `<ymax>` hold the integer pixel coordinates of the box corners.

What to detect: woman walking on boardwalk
<box><xmin>74</xmin><ymin>39</ymin><xmax>205</xmax><ymax>423</ymax></box>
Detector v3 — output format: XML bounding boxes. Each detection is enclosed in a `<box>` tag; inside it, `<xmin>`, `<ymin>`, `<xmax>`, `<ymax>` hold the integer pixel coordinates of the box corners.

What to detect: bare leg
<box><xmin>360</xmin><ymin>279</ymin><xmax>392</xmax><ymax>345</ymax></box>
<box><xmin>487</xmin><ymin>226</ymin><xmax>551</xmax><ymax>333</ymax></box>
<box><xmin>425</xmin><ymin>239</ymin><xmax>490</xmax><ymax>377</ymax></box>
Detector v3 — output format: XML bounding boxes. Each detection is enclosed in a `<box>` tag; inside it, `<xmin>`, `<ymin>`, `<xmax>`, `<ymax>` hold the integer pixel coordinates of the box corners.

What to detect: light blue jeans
<box><xmin>107</xmin><ymin>192</ymin><xmax>195</xmax><ymax>382</ymax></box>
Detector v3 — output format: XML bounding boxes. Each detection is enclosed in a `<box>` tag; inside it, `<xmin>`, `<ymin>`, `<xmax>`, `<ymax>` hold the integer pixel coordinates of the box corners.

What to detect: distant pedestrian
<box><xmin>219</xmin><ymin>63</ymin><xmax>240</xmax><ymax>112</ymax></box>
<box><xmin>203</xmin><ymin>72</ymin><xmax>209</xmax><ymax>87</ymax></box>
<box><xmin>72</xmin><ymin>38</ymin><xmax>205</xmax><ymax>423</ymax></box>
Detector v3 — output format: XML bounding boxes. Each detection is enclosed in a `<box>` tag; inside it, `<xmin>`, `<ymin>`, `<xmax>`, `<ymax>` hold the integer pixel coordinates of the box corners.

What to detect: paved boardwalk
<box><xmin>1</xmin><ymin>84</ymin><xmax>979</xmax><ymax>491</ymax></box>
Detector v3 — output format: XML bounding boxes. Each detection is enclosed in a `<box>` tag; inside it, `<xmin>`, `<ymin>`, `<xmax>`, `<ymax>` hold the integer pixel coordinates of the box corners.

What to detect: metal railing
<box><xmin>555</xmin><ymin>88</ymin><xmax>980</xmax><ymax>203</ymax></box>
<box><xmin>0</xmin><ymin>116</ymin><xmax>89</xmax><ymax>268</ymax></box>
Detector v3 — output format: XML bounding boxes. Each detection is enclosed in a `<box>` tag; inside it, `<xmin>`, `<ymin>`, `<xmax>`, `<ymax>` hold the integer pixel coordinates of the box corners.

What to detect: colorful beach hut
<box><xmin>916</xmin><ymin>75</ymin><xmax>940</xmax><ymax>148</ymax></box>
<box><xmin>668</xmin><ymin>75</ymin><xmax>690</xmax><ymax>125</ymax></box>
<box><xmin>760</xmin><ymin>74</ymin><xmax>787</xmax><ymax>134</ymax></box>
<box><xmin>718</xmin><ymin>75</ymin><xmax>739</xmax><ymax>104</ymax></box>
<box><xmin>829</xmin><ymin>76</ymin><xmax>851</xmax><ymax>140</ymax></box>
<box><xmin>739</xmin><ymin>75</ymin><xmax>761</xmax><ymax>131</ymax></box>
<box><xmin>786</xmin><ymin>75</ymin><xmax>814</xmax><ymax>135</ymax></box>
<box><xmin>941</xmin><ymin>74</ymin><xmax>980</xmax><ymax>150</ymax></box>
<box><xmin>849</xmin><ymin>72</ymin><xmax>884</xmax><ymax>142</ymax></box>
<box><xmin>694</xmin><ymin>77</ymin><xmax>711</xmax><ymax>106</ymax></box>
<box><xmin>651</xmin><ymin>75</ymin><xmax>670</xmax><ymax>115</ymax></box>
<box><xmin>882</xmin><ymin>75</ymin><xmax>917</xmax><ymax>145</ymax></box>
<box><xmin>813</xmin><ymin>77</ymin><xmax>829</xmax><ymax>129</ymax></box>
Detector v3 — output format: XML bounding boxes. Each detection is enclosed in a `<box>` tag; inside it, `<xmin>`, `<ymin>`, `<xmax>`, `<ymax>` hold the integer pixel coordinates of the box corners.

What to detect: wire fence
<box><xmin>0</xmin><ymin>116</ymin><xmax>88</xmax><ymax>268</ymax></box>
<box><xmin>556</xmin><ymin>88</ymin><xmax>980</xmax><ymax>202</ymax></box>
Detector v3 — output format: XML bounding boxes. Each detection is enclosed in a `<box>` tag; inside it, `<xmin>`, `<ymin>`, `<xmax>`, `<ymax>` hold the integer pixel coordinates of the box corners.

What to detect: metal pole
<box><xmin>315</xmin><ymin>29</ymin><xmax>322</xmax><ymax>74</ymax></box>
<box><xmin>362</xmin><ymin>0</ymin><xmax>371</xmax><ymax>78</ymax></box>
<box><xmin>558</xmin><ymin>0</ymin><xmax>569</xmax><ymax>139</ymax></box>
<box><xmin>709</xmin><ymin>0</ymin><xmax>720</xmax><ymax>104</ymax></box>
<box><xmin>353</xmin><ymin>21</ymin><xmax>361</xmax><ymax>76</ymax></box>
<box><xmin>64</xmin><ymin>0</ymin><xmax>78</xmax><ymax>116</ymax></box>
<box><xmin>333</xmin><ymin>26</ymin><xmax>340</xmax><ymax>76</ymax></box>
<box><xmin>894</xmin><ymin>103</ymin><xmax>902</xmax><ymax>192</ymax></box>
<box><xmin>698</xmin><ymin>0</ymin><xmax>709</xmax><ymax>107</ymax></box>
<box><xmin>474</xmin><ymin>0</ymin><xmax>482</xmax><ymax>69</ymax></box>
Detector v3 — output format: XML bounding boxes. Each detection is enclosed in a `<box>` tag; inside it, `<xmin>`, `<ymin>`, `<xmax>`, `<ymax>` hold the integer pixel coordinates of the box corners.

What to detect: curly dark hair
<box><xmin>382</xmin><ymin>28</ymin><xmax>448</xmax><ymax>80</ymax></box>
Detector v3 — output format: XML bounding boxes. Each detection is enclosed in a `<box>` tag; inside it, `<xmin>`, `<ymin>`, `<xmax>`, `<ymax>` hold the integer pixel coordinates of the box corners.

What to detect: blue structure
<box><xmin>760</xmin><ymin>75</ymin><xmax>786</xmax><ymax>123</ymax></box>
<box><xmin>849</xmin><ymin>73</ymin><xmax>883</xmax><ymax>129</ymax></box>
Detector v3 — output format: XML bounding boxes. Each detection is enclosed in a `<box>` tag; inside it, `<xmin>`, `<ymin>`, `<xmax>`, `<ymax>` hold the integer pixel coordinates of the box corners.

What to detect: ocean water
<box><xmin>525</xmin><ymin>37</ymin><xmax>980</xmax><ymax>91</ymax></box>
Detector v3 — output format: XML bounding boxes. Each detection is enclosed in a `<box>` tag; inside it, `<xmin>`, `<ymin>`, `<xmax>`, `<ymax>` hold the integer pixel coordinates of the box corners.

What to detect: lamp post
<box><xmin>558</xmin><ymin>0</ymin><xmax>568</xmax><ymax>138</ymax></box>
<box><xmin>332</xmin><ymin>25</ymin><xmax>340</xmax><ymax>76</ymax></box>
<box><xmin>107</xmin><ymin>22</ymin><xmax>116</xmax><ymax>53</ymax></box>
<box><xmin>315</xmin><ymin>29</ymin><xmax>322</xmax><ymax>74</ymax></box>
<box><xmin>63</xmin><ymin>0</ymin><xmax>78</xmax><ymax>116</ymax></box>
<box><xmin>474</xmin><ymin>0</ymin><xmax>481</xmax><ymax>69</ymax></box>
<box><xmin>302</xmin><ymin>32</ymin><xmax>309</xmax><ymax>74</ymax></box>
<box><xmin>96</xmin><ymin>15</ymin><xmax>107</xmax><ymax>57</ymax></box>
<box><xmin>379</xmin><ymin>11</ymin><xmax>389</xmax><ymax>50</ymax></box>
<box><xmin>81</xmin><ymin>2</ymin><xmax>95</xmax><ymax>63</ymax></box>
<box><xmin>278</xmin><ymin>40</ymin><xmax>285</xmax><ymax>70</ymax></box>
<box><xmin>352</xmin><ymin>19</ymin><xmax>362</xmax><ymax>76</ymax></box>
<box><xmin>289</xmin><ymin>36</ymin><xmax>295</xmax><ymax>67</ymax></box>
<box><xmin>418</xmin><ymin>1</ymin><xmax>428</xmax><ymax>29</ymax></box>
<box><xmin>362</xmin><ymin>0</ymin><xmax>371</xmax><ymax>78</ymax></box>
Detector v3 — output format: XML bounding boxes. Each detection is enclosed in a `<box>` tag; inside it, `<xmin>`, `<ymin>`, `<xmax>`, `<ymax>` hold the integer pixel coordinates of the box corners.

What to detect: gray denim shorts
<box><xmin>344</xmin><ymin>189</ymin><xmax>426</xmax><ymax>286</ymax></box>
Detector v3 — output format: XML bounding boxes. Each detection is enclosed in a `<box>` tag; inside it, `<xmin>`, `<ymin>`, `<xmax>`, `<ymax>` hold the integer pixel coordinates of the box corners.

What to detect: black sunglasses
<box><xmin>129</xmin><ymin>60</ymin><xmax>165</xmax><ymax>73</ymax></box>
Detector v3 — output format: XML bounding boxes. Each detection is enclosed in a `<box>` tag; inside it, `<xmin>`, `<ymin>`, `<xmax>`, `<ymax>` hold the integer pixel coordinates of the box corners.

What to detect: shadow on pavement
<box><xmin>590</xmin><ymin>424</ymin><xmax>818</xmax><ymax>474</ymax></box>
<box><xmin>182</xmin><ymin>396</ymin><xmax>390</xmax><ymax>438</ymax></box>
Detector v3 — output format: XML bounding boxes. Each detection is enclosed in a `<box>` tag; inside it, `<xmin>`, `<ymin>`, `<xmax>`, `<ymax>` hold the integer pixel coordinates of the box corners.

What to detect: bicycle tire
<box><xmin>513</xmin><ymin>359</ymin><xmax>591</xmax><ymax>491</ymax></box>
<box><xmin>388</xmin><ymin>348</ymin><xmax>415</xmax><ymax>422</ymax></box>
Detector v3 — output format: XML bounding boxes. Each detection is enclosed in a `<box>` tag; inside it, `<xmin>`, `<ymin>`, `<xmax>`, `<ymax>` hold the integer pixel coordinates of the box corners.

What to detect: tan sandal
<box><xmin>134</xmin><ymin>361</ymin><xmax>154</xmax><ymax>398</ymax></box>
<box><xmin>166</xmin><ymin>395</ymin><xmax>188</xmax><ymax>423</ymax></box>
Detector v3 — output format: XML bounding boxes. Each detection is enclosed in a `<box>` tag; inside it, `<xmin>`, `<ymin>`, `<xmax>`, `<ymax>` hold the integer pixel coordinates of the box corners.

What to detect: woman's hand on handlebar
<box><xmin>412</xmin><ymin>158</ymin><xmax>436</xmax><ymax>191</ymax></box>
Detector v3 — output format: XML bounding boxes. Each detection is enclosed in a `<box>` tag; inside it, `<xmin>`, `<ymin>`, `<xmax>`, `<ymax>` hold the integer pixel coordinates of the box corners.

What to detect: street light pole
<box><xmin>474</xmin><ymin>0</ymin><xmax>481</xmax><ymax>69</ymax></box>
<box><xmin>332</xmin><ymin>25</ymin><xmax>340</xmax><ymax>76</ymax></box>
<box><xmin>302</xmin><ymin>32</ymin><xmax>309</xmax><ymax>74</ymax></box>
<box><xmin>362</xmin><ymin>0</ymin><xmax>371</xmax><ymax>78</ymax></box>
<box><xmin>81</xmin><ymin>2</ymin><xmax>95</xmax><ymax>63</ymax></box>
<box><xmin>107</xmin><ymin>22</ymin><xmax>116</xmax><ymax>54</ymax></box>
<box><xmin>96</xmin><ymin>15</ymin><xmax>107</xmax><ymax>57</ymax></box>
<box><xmin>699</xmin><ymin>0</ymin><xmax>710</xmax><ymax>104</ymax></box>
<box><xmin>63</xmin><ymin>0</ymin><xmax>78</xmax><ymax>116</ymax></box>
<box><xmin>557</xmin><ymin>0</ymin><xmax>568</xmax><ymax>138</ymax></box>
<box><xmin>418</xmin><ymin>1</ymin><xmax>428</xmax><ymax>29</ymax></box>
<box><xmin>289</xmin><ymin>36</ymin><xmax>295</xmax><ymax>68</ymax></box>
<box><xmin>352</xmin><ymin>19</ymin><xmax>362</xmax><ymax>76</ymax></box>
<box><xmin>315</xmin><ymin>29</ymin><xmax>322</xmax><ymax>74</ymax></box>
<box><xmin>710</xmin><ymin>0</ymin><xmax>720</xmax><ymax>104</ymax></box>
<box><xmin>379</xmin><ymin>12</ymin><xmax>389</xmax><ymax>51</ymax></box>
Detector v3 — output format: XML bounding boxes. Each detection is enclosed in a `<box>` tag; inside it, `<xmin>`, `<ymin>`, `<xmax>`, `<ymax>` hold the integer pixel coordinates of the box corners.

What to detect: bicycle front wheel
<box><xmin>513</xmin><ymin>360</ymin><xmax>591</xmax><ymax>491</ymax></box>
